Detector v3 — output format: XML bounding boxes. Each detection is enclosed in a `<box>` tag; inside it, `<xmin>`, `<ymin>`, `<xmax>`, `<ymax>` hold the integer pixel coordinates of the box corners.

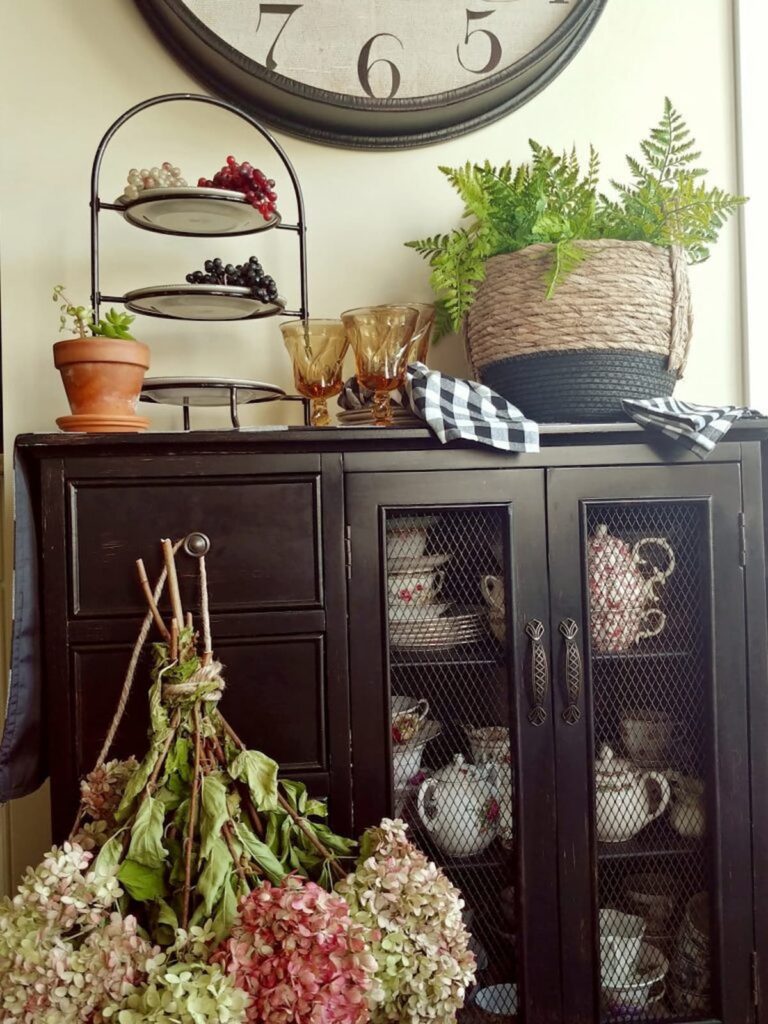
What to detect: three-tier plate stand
<box><xmin>90</xmin><ymin>92</ymin><xmax>310</xmax><ymax>429</ymax></box>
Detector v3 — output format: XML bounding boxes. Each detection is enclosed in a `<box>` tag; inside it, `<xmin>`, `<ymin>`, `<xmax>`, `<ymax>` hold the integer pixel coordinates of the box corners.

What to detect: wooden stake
<box><xmin>136</xmin><ymin>559</ymin><xmax>171</xmax><ymax>640</ymax></box>
<box><xmin>170</xmin><ymin>619</ymin><xmax>179</xmax><ymax>661</ymax></box>
<box><xmin>162</xmin><ymin>538</ymin><xmax>184</xmax><ymax>628</ymax></box>
<box><xmin>222</xmin><ymin>822</ymin><xmax>249</xmax><ymax>886</ymax></box>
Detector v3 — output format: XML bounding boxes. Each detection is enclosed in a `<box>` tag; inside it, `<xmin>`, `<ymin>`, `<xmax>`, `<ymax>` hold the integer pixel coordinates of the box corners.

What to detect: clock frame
<box><xmin>136</xmin><ymin>0</ymin><xmax>607</xmax><ymax>149</ymax></box>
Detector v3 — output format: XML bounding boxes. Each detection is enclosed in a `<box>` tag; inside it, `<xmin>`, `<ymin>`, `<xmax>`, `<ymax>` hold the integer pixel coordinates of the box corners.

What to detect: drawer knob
<box><xmin>183</xmin><ymin>532</ymin><xmax>211</xmax><ymax>557</ymax></box>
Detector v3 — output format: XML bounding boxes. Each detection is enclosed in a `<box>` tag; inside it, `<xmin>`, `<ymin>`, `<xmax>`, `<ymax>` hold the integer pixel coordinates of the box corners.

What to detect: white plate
<box><xmin>123</xmin><ymin>284</ymin><xmax>285</xmax><ymax>321</ymax></box>
<box><xmin>117</xmin><ymin>186</ymin><xmax>281</xmax><ymax>236</ymax></box>
<box><xmin>389</xmin><ymin>602</ymin><xmax>450</xmax><ymax>623</ymax></box>
<box><xmin>387</xmin><ymin>553</ymin><xmax>452</xmax><ymax>573</ymax></box>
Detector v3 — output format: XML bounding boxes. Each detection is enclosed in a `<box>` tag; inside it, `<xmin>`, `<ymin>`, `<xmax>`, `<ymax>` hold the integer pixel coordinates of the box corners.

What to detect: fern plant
<box><xmin>406</xmin><ymin>99</ymin><xmax>746</xmax><ymax>337</ymax></box>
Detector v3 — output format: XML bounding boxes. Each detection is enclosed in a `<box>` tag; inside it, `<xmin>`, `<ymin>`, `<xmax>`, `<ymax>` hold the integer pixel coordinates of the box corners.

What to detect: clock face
<box><xmin>137</xmin><ymin>0</ymin><xmax>607</xmax><ymax>147</ymax></box>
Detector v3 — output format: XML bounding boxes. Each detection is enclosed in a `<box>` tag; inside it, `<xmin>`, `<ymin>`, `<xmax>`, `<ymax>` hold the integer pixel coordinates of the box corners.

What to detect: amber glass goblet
<box><xmin>341</xmin><ymin>305</ymin><xmax>419</xmax><ymax>426</ymax></box>
<box><xmin>280</xmin><ymin>319</ymin><xmax>349</xmax><ymax>427</ymax></box>
<box><xmin>405</xmin><ymin>303</ymin><xmax>435</xmax><ymax>366</ymax></box>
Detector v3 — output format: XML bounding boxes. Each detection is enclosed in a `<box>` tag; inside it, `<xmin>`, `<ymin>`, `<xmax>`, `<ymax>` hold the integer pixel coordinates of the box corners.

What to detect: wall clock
<box><xmin>137</xmin><ymin>0</ymin><xmax>607</xmax><ymax>148</ymax></box>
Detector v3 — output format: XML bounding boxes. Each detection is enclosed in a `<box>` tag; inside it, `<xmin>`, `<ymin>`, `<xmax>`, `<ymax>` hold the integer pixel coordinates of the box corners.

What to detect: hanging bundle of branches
<box><xmin>72</xmin><ymin>537</ymin><xmax>353</xmax><ymax>945</ymax></box>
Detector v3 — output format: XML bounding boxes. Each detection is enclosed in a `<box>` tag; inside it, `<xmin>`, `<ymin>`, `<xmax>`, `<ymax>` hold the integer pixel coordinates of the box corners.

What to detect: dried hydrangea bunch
<box><xmin>213</xmin><ymin>875</ymin><xmax>379</xmax><ymax>1024</ymax></box>
<box><xmin>104</xmin><ymin>961</ymin><xmax>248</xmax><ymax>1024</ymax></box>
<box><xmin>0</xmin><ymin>843</ymin><xmax>161</xmax><ymax>1023</ymax></box>
<box><xmin>337</xmin><ymin>819</ymin><xmax>476</xmax><ymax>1023</ymax></box>
<box><xmin>73</xmin><ymin>757</ymin><xmax>139</xmax><ymax>850</ymax></box>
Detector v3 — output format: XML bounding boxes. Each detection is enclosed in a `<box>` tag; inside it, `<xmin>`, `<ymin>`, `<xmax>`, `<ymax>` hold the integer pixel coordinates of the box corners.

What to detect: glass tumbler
<box><xmin>341</xmin><ymin>305</ymin><xmax>419</xmax><ymax>426</ymax></box>
<box><xmin>280</xmin><ymin>319</ymin><xmax>349</xmax><ymax>427</ymax></box>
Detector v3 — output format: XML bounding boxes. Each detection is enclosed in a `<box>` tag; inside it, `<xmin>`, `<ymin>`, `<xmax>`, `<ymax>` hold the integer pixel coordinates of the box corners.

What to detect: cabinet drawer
<box><xmin>70</xmin><ymin>635</ymin><xmax>328</xmax><ymax>779</ymax></box>
<box><xmin>68</xmin><ymin>474</ymin><xmax>323</xmax><ymax>617</ymax></box>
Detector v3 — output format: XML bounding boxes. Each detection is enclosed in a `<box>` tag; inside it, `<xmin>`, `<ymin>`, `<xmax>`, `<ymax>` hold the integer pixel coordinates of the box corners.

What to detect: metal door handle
<box><xmin>559</xmin><ymin>618</ymin><xmax>582</xmax><ymax>724</ymax></box>
<box><xmin>525</xmin><ymin>620</ymin><xmax>549</xmax><ymax>726</ymax></box>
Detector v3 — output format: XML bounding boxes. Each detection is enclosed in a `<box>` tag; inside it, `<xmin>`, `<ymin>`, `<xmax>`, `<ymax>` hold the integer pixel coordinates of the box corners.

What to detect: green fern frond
<box><xmin>543</xmin><ymin>240</ymin><xmax>587</xmax><ymax>298</ymax></box>
<box><xmin>404</xmin><ymin>99</ymin><xmax>746</xmax><ymax>331</ymax></box>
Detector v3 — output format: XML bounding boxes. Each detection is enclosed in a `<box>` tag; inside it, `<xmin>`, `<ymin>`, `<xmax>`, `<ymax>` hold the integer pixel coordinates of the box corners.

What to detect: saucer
<box><xmin>388</xmin><ymin>553</ymin><xmax>452</xmax><ymax>573</ymax></box>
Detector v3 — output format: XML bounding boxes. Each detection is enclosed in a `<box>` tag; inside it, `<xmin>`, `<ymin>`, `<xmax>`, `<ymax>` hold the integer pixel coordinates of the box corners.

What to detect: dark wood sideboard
<box><xmin>14</xmin><ymin>424</ymin><xmax>768</xmax><ymax>1024</ymax></box>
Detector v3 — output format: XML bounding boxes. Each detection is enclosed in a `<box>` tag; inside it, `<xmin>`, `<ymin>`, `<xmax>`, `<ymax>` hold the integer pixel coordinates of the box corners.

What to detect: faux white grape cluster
<box><xmin>118</xmin><ymin>162</ymin><xmax>188</xmax><ymax>202</ymax></box>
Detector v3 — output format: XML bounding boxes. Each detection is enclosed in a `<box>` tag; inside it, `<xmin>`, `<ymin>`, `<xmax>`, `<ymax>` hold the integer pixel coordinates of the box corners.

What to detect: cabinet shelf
<box><xmin>390</xmin><ymin>641</ymin><xmax>502</xmax><ymax>668</ymax></box>
<box><xmin>592</xmin><ymin>649</ymin><xmax>695</xmax><ymax>665</ymax></box>
<box><xmin>598</xmin><ymin>824</ymin><xmax>701</xmax><ymax>862</ymax></box>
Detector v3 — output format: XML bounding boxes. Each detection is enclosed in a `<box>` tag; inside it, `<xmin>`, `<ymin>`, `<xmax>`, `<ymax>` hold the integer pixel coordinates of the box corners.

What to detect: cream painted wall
<box><xmin>0</xmin><ymin>0</ymin><xmax>743</xmax><ymax>886</ymax></box>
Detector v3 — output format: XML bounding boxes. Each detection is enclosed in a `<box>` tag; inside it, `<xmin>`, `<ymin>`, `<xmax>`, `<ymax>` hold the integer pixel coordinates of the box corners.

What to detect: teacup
<box><xmin>387</xmin><ymin>521</ymin><xmax>429</xmax><ymax>560</ymax></box>
<box><xmin>391</xmin><ymin>695</ymin><xmax>429</xmax><ymax>744</ymax></box>
<box><xmin>621</xmin><ymin>709</ymin><xmax>676</xmax><ymax>767</ymax></box>
<box><xmin>602</xmin><ymin>942</ymin><xmax>668</xmax><ymax>1016</ymax></box>
<box><xmin>388</xmin><ymin>569</ymin><xmax>443</xmax><ymax>608</ymax></box>
<box><xmin>480</xmin><ymin>574</ymin><xmax>505</xmax><ymax>612</ymax></box>
<box><xmin>600</xmin><ymin>908</ymin><xmax>646</xmax><ymax>985</ymax></box>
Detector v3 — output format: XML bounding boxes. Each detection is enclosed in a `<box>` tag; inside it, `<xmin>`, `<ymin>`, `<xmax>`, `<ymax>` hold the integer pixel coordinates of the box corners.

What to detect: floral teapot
<box><xmin>417</xmin><ymin>755</ymin><xmax>498</xmax><ymax>858</ymax></box>
<box><xmin>595</xmin><ymin>745</ymin><xmax>671</xmax><ymax>843</ymax></box>
<box><xmin>587</xmin><ymin>524</ymin><xmax>675</xmax><ymax>653</ymax></box>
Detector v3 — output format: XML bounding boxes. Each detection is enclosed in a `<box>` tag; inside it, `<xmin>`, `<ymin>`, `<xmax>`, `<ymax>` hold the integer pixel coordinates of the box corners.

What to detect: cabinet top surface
<box><xmin>14</xmin><ymin>420</ymin><xmax>768</xmax><ymax>456</ymax></box>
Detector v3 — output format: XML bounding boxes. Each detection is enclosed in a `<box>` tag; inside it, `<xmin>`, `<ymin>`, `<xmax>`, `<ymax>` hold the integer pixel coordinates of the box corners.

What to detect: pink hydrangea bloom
<box><xmin>213</xmin><ymin>876</ymin><xmax>377</xmax><ymax>1024</ymax></box>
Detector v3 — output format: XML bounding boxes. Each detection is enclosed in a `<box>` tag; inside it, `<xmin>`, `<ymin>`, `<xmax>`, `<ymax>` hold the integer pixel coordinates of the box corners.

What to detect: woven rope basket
<box><xmin>464</xmin><ymin>240</ymin><xmax>693</xmax><ymax>421</ymax></box>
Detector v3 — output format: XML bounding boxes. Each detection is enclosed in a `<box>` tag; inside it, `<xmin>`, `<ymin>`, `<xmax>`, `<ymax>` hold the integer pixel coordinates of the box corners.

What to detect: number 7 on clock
<box><xmin>256</xmin><ymin>3</ymin><xmax>302</xmax><ymax>71</ymax></box>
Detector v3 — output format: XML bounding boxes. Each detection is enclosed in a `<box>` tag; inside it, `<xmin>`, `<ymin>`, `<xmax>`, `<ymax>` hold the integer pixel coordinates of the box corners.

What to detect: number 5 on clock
<box><xmin>256</xmin><ymin>3</ymin><xmax>302</xmax><ymax>71</ymax></box>
<box><xmin>457</xmin><ymin>9</ymin><xmax>502</xmax><ymax>74</ymax></box>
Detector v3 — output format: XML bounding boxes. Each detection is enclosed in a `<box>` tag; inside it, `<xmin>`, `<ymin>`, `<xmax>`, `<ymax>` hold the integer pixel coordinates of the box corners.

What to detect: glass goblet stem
<box><xmin>371</xmin><ymin>390</ymin><xmax>393</xmax><ymax>426</ymax></box>
<box><xmin>310</xmin><ymin>396</ymin><xmax>331</xmax><ymax>427</ymax></box>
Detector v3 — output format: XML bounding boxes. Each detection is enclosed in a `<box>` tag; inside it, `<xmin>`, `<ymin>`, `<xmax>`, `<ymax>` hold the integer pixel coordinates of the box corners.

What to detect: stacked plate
<box><xmin>389</xmin><ymin>607</ymin><xmax>486</xmax><ymax>650</ymax></box>
<box><xmin>337</xmin><ymin>406</ymin><xmax>422</xmax><ymax>427</ymax></box>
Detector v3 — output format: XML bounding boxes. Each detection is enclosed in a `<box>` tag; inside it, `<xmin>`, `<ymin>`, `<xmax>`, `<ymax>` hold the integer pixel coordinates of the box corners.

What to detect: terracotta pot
<box><xmin>53</xmin><ymin>337</ymin><xmax>150</xmax><ymax>432</ymax></box>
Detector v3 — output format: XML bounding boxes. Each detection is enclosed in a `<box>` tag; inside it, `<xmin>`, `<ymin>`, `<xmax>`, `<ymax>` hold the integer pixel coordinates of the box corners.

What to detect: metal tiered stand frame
<box><xmin>90</xmin><ymin>92</ymin><xmax>310</xmax><ymax>428</ymax></box>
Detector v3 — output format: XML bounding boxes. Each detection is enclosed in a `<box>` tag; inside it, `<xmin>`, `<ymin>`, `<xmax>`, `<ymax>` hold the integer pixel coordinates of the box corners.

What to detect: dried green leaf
<box><xmin>211</xmin><ymin>873</ymin><xmax>239</xmax><ymax>942</ymax></box>
<box><xmin>199</xmin><ymin>773</ymin><xmax>229</xmax><ymax>862</ymax></box>
<box><xmin>152</xmin><ymin>898</ymin><xmax>179</xmax><ymax>946</ymax></box>
<box><xmin>198</xmin><ymin>835</ymin><xmax>231</xmax><ymax>916</ymax></box>
<box><xmin>229</xmin><ymin>750</ymin><xmax>279</xmax><ymax>811</ymax></box>
<box><xmin>127</xmin><ymin>794</ymin><xmax>168</xmax><ymax>869</ymax></box>
<box><xmin>91</xmin><ymin>830</ymin><xmax>125</xmax><ymax>879</ymax></box>
<box><xmin>117</xmin><ymin>858</ymin><xmax>167</xmax><ymax>902</ymax></box>
<box><xmin>233</xmin><ymin>821</ymin><xmax>285</xmax><ymax>884</ymax></box>
<box><xmin>280</xmin><ymin>779</ymin><xmax>307</xmax><ymax>813</ymax></box>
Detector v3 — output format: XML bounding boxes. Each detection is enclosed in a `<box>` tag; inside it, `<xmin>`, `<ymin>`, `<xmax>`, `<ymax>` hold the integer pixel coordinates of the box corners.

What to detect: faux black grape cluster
<box><xmin>185</xmin><ymin>257</ymin><xmax>279</xmax><ymax>303</ymax></box>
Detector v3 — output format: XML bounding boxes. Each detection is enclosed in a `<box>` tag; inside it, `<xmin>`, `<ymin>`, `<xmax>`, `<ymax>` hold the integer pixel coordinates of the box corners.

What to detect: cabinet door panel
<box><xmin>346</xmin><ymin>469</ymin><xmax>560</xmax><ymax>1024</ymax></box>
<box><xmin>547</xmin><ymin>464</ymin><xmax>753</xmax><ymax>1024</ymax></box>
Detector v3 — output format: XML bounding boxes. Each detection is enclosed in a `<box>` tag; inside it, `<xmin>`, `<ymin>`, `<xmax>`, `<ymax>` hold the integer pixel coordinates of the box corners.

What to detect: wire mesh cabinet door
<box><xmin>546</xmin><ymin>463</ymin><xmax>754</xmax><ymax>1024</ymax></box>
<box><xmin>346</xmin><ymin>468</ymin><xmax>560</xmax><ymax>1024</ymax></box>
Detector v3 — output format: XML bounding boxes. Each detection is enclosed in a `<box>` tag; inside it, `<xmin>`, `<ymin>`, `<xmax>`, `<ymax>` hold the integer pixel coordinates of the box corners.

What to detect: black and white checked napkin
<box><xmin>622</xmin><ymin>398</ymin><xmax>764</xmax><ymax>459</ymax></box>
<box><xmin>405</xmin><ymin>362</ymin><xmax>539</xmax><ymax>451</ymax></box>
<box><xmin>338</xmin><ymin>364</ymin><xmax>538</xmax><ymax>451</ymax></box>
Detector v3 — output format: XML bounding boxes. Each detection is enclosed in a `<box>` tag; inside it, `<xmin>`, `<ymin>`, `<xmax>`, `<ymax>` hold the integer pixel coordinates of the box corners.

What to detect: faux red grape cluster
<box><xmin>198</xmin><ymin>156</ymin><xmax>278</xmax><ymax>221</ymax></box>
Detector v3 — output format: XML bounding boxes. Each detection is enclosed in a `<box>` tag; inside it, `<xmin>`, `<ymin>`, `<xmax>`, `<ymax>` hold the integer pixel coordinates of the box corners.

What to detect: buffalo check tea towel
<box><xmin>622</xmin><ymin>398</ymin><xmax>763</xmax><ymax>459</ymax></box>
<box><xmin>404</xmin><ymin>362</ymin><xmax>539</xmax><ymax>452</ymax></box>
